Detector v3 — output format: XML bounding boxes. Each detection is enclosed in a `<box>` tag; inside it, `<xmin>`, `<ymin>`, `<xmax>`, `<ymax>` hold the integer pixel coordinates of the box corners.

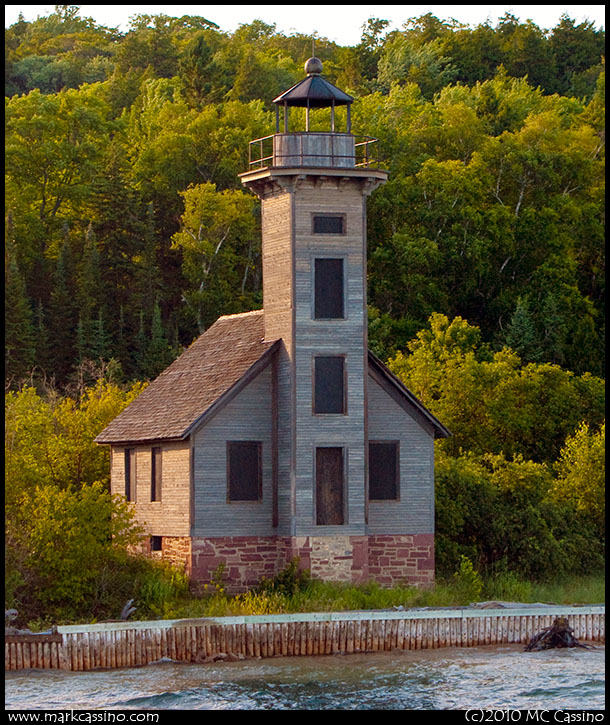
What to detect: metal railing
<box><xmin>248</xmin><ymin>134</ymin><xmax>382</xmax><ymax>170</ymax></box>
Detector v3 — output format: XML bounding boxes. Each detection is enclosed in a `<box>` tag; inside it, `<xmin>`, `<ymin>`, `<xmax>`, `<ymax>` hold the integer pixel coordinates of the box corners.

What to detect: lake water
<box><xmin>6</xmin><ymin>644</ymin><xmax>604</xmax><ymax>710</ymax></box>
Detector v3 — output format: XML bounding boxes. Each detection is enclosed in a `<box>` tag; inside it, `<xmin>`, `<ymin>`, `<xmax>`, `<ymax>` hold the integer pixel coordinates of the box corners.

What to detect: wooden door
<box><xmin>316</xmin><ymin>447</ymin><xmax>344</xmax><ymax>525</ymax></box>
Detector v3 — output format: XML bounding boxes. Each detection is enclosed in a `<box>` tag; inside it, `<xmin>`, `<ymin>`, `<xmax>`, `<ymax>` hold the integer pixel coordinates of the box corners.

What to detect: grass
<box><xmin>132</xmin><ymin>570</ymin><xmax>605</xmax><ymax>622</ymax></box>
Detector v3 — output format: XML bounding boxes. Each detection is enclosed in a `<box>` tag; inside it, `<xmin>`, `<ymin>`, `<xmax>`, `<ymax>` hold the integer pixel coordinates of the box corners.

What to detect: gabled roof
<box><xmin>368</xmin><ymin>351</ymin><xmax>451</xmax><ymax>440</ymax></box>
<box><xmin>95</xmin><ymin>309</ymin><xmax>450</xmax><ymax>445</ymax></box>
<box><xmin>95</xmin><ymin>310</ymin><xmax>278</xmax><ymax>445</ymax></box>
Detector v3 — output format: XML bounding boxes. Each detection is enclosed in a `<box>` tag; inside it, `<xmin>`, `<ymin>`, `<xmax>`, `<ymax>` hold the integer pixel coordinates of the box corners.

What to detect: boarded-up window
<box><xmin>227</xmin><ymin>441</ymin><xmax>262</xmax><ymax>502</ymax></box>
<box><xmin>314</xmin><ymin>258</ymin><xmax>344</xmax><ymax>319</ymax></box>
<box><xmin>124</xmin><ymin>448</ymin><xmax>136</xmax><ymax>502</ymax></box>
<box><xmin>314</xmin><ymin>356</ymin><xmax>346</xmax><ymax>414</ymax></box>
<box><xmin>316</xmin><ymin>447</ymin><xmax>344</xmax><ymax>525</ymax></box>
<box><xmin>369</xmin><ymin>441</ymin><xmax>400</xmax><ymax>500</ymax></box>
<box><xmin>313</xmin><ymin>214</ymin><xmax>345</xmax><ymax>235</ymax></box>
<box><xmin>151</xmin><ymin>447</ymin><xmax>162</xmax><ymax>501</ymax></box>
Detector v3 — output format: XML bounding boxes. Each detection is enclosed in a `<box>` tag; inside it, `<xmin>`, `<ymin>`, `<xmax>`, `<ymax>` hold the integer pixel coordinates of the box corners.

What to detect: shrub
<box><xmin>257</xmin><ymin>557</ymin><xmax>311</xmax><ymax>597</ymax></box>
<box><xmin>453</xmin><ymin>556</ymin><xmax>483</xmax><ymax>603</ymax></box>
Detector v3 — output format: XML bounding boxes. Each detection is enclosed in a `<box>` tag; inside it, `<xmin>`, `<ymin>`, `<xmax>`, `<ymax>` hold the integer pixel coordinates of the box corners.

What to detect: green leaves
<box><xmin>171</xmin><ymin>182</ymin><xmax>259</xmax><ymax>332</ymax></box>
<box><xmin>551</xmin><ymin>422</ymin><xmax>605</xmax><ymax>528</ymax></box>
<box><xmin>389</xmin><ymin>313</ymin><xmax>604</xmax><ymax>463</ymax></box>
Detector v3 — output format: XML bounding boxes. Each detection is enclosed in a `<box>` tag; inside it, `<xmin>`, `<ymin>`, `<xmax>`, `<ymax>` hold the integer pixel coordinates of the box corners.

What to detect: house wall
<box><xmin>261</xmin><ymin>189</ymin><xmax>295</xmax><ymax>537</ymax></box>
<box><xmin>191</xmin><ymin>364</ymin><xmax>275</xmax><ymax>538</ymax></box>
<box><xmin>110</xmin><ymin>440</ymin><xmax>191</xmax><ymax>538</ymax></box>
<box><xmin>367</xmin><ymin>376</ymin><xmax>435</xmax><ymax>535</ymax></box>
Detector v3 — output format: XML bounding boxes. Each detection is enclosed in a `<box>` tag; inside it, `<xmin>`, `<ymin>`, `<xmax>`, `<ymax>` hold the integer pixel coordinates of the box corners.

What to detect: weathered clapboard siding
<box><xmin>6</xmin><ymin>606</ymin><xmax>604</xmax><ymax>671</ymax></box>
<box><xmin>110</xmin><ymin>441</ymin><xmax>191</xmax><ymax>536</ymax></box>
<box><xmin>261</xmin><ymin>189</ymin><xmax>295</xmax><ymax>538</ymax></box>
<box><xmin>191</xmin><ymin>365</ymin><xmax>274</xmax><ymax>537</ymax></box>
<box><xmin>367</xmin><ymin>376</ymin><xmax>435</xmax><ymax>534</ymax></box>
<box><xmin>292</xmin><ymin>179</ymin><xmax>368</xmax><ymax>536</ymax></box>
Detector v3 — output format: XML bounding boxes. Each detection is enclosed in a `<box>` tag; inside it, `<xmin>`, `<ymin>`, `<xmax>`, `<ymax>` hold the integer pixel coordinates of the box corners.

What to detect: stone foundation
<box><xmin>191</xmin><ymin>536</ymin><xmax>291</xmax><ymax>594</ymax></box>
<box><xmin>368</xmin><ymin>534</ymin><xmax>435</xmax><ymax>587</ymax></box>
<box><xmin>160</xmin><ymin>536</ymin><xmax>192</xmax><ymax>572</ymax></box>
<box><xmin>182</xmin><ymin>534</ymin><xmax>434</xmax><ymax>592</ymax></box>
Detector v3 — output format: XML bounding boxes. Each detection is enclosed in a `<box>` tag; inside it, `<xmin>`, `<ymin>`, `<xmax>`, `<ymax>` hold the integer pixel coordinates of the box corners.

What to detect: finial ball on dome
<box><xmin>304</xmin><ymin>57</ymin><xmax>323</xmax><ymax>75</ymax></box>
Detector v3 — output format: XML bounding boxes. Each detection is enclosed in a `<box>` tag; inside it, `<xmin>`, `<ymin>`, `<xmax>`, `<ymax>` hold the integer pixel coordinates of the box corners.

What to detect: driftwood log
<box><xmin>525</xmin><ymin>616</ymin><xmax>594</xmax><ymax>651</ymax></box>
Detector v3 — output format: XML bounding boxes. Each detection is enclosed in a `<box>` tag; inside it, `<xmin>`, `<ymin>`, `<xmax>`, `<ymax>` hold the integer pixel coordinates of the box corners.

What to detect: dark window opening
<box><xmin>227</xmin><ymin>441</ymin><xmax>263</xmax><ymax>502</ymax></box>
<box><xmin>150</xmin><ymin>536</ymin><xmax>162</xmax><ymax>552</ymax></box>
<box><xmin>124</xmin><ymin>448</ymin><xmax>135</xmax><ymax>502</ymax></box>
<box><xmin>151</xmin><ymin>447</ymin><xmax>162</xmax><ymax>501</ymax></box>
<box><xmin>369</xmin><ymin>441</ymin><xmax>400</xmax><ymax>500</ymax></box>
<box><xmin>313</xmin><ymin>214</ymin><xmax>345</xmax><ymax>235</ymax></box>
<box><xmin>314</xmin><ymin>258</ymin><xmax>344</xmax><ymax>319</ymax></box>
<box><xmin>316</xmin><ymin>447</ymin><xmax>345</xmax><ymax>525</ymax></box>
<box><xmin>314</xmin><ymin>356</ymin><xmax>346</xmax><ymax>414</ymax></box>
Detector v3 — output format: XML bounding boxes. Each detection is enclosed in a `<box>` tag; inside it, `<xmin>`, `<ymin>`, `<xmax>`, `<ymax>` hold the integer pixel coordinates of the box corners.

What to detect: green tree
<box><xmin>551</xmin><ymin>422</ymin><xmax>605</xmax><ymax>528</ymax></box>
<box><xmin>5</xmin><ymin>86</ymin><xmax>114</xmax><ymax>272</ymax></box>
<box><xmin>549</xmin><ymin>15</ymin><xmax>606</xmax><ymax>95</ymax></box>
<box><xmin>503</xmin><ymin>296</ymin><xmax>541</xmax><ymax>362</ymax></box>
<box><xmin>389</xmin><ymin>313</ymin><xmax>605</xmax><ymax>463</ymax></box>
<box><xmin>5</xmin><ymin>379</ymin><xmax>146</xmax><ymax>495</ymax></box>
<box><xmin>378</xmin><ymin>32</ymin><xmax>457</xmax><ymax>98</ymax></box>
<box><xmin>46</xmin><ymin>236</ymin><xmax>79</xmax><ymax>385</ymax></box>
<box><xmin>5</xmin><ymin>244</ymin><xmax>36</xmax><ymax>385</ymax></box>
<box><xmin>6</xmin><ymin>481</ymin><xmax>143</xmax><ymax>614</ymax></box>
<box><xmin>137</xmin><ymin>301</ymin><xmax>175</xmax><ymax>380</ymax></box>
<box><xmin>179</xmin><ymin>30</ymin><xmax>219</xmax><ymax>107</ymax></box>
<box><xmin>171</xmin><ymin>182</ymin><xmax>260</xmax><ymax>332</ymax></box>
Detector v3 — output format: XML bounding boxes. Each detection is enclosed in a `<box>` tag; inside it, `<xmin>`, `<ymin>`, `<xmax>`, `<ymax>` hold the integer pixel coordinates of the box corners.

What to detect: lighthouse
<box><xmin>97</xmin><ymin>57</ymin><xmax>449</xmax><ymax>591</ymax></box>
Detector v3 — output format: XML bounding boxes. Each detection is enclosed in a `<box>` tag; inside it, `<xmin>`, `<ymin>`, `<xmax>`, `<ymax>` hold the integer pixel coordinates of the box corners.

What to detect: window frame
<box><xmin>312</xmin><ymin>256</ymin><xmax>346</xmax><ymax>320</ymax></box>
<box><xmin>368</xmin><ymin>440</ymin><xmax>401</xmax><ymax>502</ymax></box>
<box><xmin>151</xmin><ymin>446</ymin><xmax>162</xmax><ymax>502</ymax></box>
<box><xmin>150</xmin><ymin>535</ymin><xmax>162</xmax><ymax>552</ymax></box>
<box><xmin>312</xmin><ymin>354</ymin><xmax>347</xmax><ymax>415</ymax></box>
<box><xmin>124</xmin><ymin>448</ymin><xmax>136</xmax><ymax>502</ymax></box>
<box><xmin>311</xmin><ymin>213</ymin><xmax>346</xmax><ymax>236</ymax></box>
<box><xmin>226</xmin><ymin>441</ymin><xmax>263</xmax><ymax>503</ymax></box>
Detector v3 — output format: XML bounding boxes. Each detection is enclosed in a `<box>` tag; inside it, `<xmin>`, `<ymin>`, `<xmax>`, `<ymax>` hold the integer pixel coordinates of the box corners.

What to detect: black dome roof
<box><xmin>273</xmin><ymin>70</ymin><xmax>353</xmax><ymax>108</ymax></box>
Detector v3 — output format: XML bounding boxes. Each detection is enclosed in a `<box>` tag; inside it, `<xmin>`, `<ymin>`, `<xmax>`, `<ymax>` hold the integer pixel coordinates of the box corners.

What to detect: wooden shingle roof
<box><xmin>95</xmin><ymin>310</ymin><xmax>278</xmax><ymax>445</ymax></box>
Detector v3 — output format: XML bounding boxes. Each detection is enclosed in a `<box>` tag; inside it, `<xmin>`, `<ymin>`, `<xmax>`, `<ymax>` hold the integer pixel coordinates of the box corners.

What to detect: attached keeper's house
<box><xmin>95</xmin><ymin>58</ymin><xmax>450</xmax><ymax>592</ymax></box>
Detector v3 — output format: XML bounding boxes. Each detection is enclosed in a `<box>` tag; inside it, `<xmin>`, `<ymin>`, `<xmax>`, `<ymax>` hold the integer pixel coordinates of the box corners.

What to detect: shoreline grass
<box><xmin>133</xmin><ymin>571</ymin><xmax>605</xmax><ymax>623</ymax></box>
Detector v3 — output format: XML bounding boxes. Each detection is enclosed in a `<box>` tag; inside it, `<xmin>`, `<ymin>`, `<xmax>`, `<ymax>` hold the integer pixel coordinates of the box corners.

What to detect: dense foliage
<box><xmin>5</xmin><ymin>7</ymin><xmax>605</xmax><ymax>385</ymax></box>
<box><xmin>4</xmin><ymin>7</ymin><xmax>605</xmax><ymax>618</ymax></box>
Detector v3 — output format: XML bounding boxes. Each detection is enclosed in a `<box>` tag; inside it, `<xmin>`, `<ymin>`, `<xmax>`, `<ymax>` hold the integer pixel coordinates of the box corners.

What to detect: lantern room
<box><xmin>248</xmin><ymin>57</ymin><xmax>379</xmax><ymax>170</ymax></box>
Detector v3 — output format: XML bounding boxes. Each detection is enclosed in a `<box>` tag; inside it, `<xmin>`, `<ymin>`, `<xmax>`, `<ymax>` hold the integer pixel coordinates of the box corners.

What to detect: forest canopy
<box><xmin>5</xmin><ymin>6</ymin><xmax>605</xmax><ymax>384</ymax></box>
<box><xmin>4</xmin><ymin>7</ymin><xmax>605</xmax><ymax>613</ymax></box>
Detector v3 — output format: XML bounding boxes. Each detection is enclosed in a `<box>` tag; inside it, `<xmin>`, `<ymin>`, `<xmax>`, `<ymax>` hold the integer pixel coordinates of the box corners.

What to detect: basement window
<box><xmin>227</xmin><ymin>441</ymin><xmax>263</xmax><ymax>502</ymax></box>
<box><xmin>368</xmin><ymin>441</ymin><xmax>400</xmax><ymax>501</ymax></box>
<box><xmin>314</xmin><ymin>356</ymin><xmax>346</xmax><ymax>414</ymax></box>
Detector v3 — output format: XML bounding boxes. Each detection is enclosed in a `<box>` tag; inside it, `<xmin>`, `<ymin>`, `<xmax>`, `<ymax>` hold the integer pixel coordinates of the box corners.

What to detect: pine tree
<box><xmin>133</xmin><ymin>309</ymin><xmax>149</xmax><ymax>379</ymax></box>
<box><xmin>33</xmin><ymin>301</ymin><xmax>52</xmax><ymax>377</ymax></box>
<box><xmin>76</xmin><ymin>222</ymin><xmax>110</xmax><ymax>362</ymax></box>
<box><xmin>47</xmin><ymin>235</ymin><xmax>78</xmax><ymax>385</ymax></box>
<box><xmin>540</xmin><ymin>293</ymin><xmax>567</xmax><ymax>366</ymax></box>
<box><xmin>145</xmin><ymin>300</ymin><xmax>174</xmax><ymax>378</ymax></box>
<box><xmin>135</xmin><ymin>202</ymin><xmax>163</xmax><ymax>315</ymax></box>
<box><xmin>5</xmin><ymin>249</ymin><xmax>35</xmax><ymax>385</ymax></box>
<box><xmin>504</xmin><ymin>297</ymin><xmax>542</xmax><ymax>362</ymax></box>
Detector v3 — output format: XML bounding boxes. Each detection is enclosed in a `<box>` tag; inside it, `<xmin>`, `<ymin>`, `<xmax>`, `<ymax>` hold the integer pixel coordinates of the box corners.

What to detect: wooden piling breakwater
<box><xmin>5</xmin><ymin>605</ymin><xmax>604</xmax><ymax>671</ymax></box>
